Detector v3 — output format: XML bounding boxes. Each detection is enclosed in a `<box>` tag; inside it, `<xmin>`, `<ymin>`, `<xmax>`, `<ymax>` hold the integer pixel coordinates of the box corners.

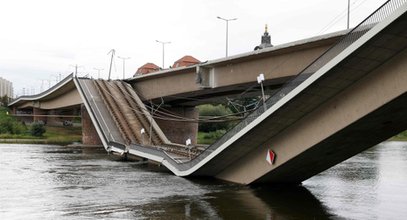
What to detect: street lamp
<box><xmin>217</xmin><ymin>16</ymin><xmax>237</xmax><ymax>57</ymax></box>
<box><xmin>156</xmin><ymin>40</ymin><xmax>171</xmax><ymax>69</ymax></box>
<box><xmin>347</xmin><ymin>0</ymin><xmax>350</xmax><ymax>29</ymax></box>
<box><xmin>257</xmin><ymin>73</ymin><xmax>266</xmax><ymax>112</ymax></box>
<box><xmin>118</xmin><ymin>56</ymin><xmax>130</xmax><ymax>79</ymax></box>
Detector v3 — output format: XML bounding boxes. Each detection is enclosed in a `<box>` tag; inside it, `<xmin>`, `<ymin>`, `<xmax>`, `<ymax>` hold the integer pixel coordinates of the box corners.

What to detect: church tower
<box><xmin>254</xmin><ymin>24</ymin><xmax>273</xmax><ymax>50</ymax></box>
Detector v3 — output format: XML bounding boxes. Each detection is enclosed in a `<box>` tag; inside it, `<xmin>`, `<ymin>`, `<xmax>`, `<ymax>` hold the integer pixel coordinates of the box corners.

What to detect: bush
<box><xmin>30</xmin><ymin>122</ymin><xmax>46</xmax><ymax>137</ymax></box>
<box><xmin>198</xmin><ymin>104</ymin><xmax>233</xmax><ymax>132</ymax></box>
<box><xmin>203</xmin><ymin>130</ymin><xmax>226</xmax><ymax>140</ymax></box>
<box><xmin>0</xmin><ymin>107</ymin><xmax>26</xmax><ymax>134</ymax></box>
<box><xmin>11</xmin><ymin>121</ymin><xmax>26</xmax><ymax>134</ymax></box>
<box><xmin>198</xmin><ymin>130</ymin><xmax>227</xmax><ymax>145</ymax></box>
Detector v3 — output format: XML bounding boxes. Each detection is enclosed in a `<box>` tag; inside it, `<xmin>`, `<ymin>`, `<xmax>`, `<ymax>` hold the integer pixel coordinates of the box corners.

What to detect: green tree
<box><xmin>0</xmin><ymin>107</ymin><xmax>25</xmax><ymax>134</ymax></box>
<box><xmin>198</xmin><ymin>104</ymin><xmax>233</xmax><ymax>132</ymax></box>
<box><xmin>0</xmin><ymin>95</ymin><xmax>10</xmax><ymax>106</ymax></box>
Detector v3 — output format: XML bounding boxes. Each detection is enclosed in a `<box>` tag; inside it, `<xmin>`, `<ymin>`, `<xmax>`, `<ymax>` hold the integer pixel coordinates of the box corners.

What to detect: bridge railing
<box><xmin>9</xmin><ymin>73</ymin><xmax>74</xmax><ymax>105</ymax></box>
<box><xmin>184</xmin><ymin>0</ymin><xmax>406</xmax><ymax>168</ymax></box>
<box><xmin>74</xmin><ymin>77</ymin><xmax>112</xmax><ymax>149</ymax></box>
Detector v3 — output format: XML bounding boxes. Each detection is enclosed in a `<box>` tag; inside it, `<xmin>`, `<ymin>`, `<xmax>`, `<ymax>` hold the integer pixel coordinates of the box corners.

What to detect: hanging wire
<box><xmin>97</xmin><ymin>80</ymin><xmax>252</xmax><ymax>123</ymax></box>
<box><xmin>124</xmin><ymin>78</ymin><xmax>266</xmax><ymax>121</ymax></box>
<box><xmin>318</xmin><ymin>0</ymin><xmax>370</xmax><ymax>34</ymax></box>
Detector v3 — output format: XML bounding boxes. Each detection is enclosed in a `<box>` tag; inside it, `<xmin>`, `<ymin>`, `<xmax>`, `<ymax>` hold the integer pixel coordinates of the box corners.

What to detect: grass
<box><xmin>43</xmin><ymin>126</ymin><xmax>82</xmax><ymax>144</ymax></box>
<box><xmin>0</xmin><ymin>125</ymin><xmax>82</xmax><ymax>145</ymax></box>
<box><xmin>0</xmin><ymin>133</ymin><xmax>39</xmax><ymax>139</ymax></box>
<box><xmin>391</xmin><ymin>130</ymin><xmax>407</xmax><ymax>141</ymax></box>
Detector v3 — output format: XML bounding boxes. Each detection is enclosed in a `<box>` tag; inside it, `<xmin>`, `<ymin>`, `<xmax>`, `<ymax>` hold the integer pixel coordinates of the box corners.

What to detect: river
<box><xmin>1</xmin><ymin>141</ymin><xmax>406</xmax><ymax>219</ymax></box>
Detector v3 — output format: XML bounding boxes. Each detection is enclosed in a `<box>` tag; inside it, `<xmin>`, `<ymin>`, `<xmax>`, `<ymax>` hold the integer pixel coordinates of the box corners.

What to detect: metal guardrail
<box><xmin>74</xmin><ymin>77</ymin><xmax>112</xmax><ymax>149</ymax></box>
<box><xmin>9</xmin><ymin>73</ymin><xmax>74</xmax><ymax>105</ymax></box>
<box><xmin>182</xmin><ymin>0</ymin><xmax>407</xmax><ymax>169</ymax></box>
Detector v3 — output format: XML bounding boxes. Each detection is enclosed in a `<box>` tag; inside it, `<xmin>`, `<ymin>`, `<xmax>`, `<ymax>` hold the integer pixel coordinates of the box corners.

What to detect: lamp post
<box><xmin>347</xmin><ymin>0</ymin><xmax>350</xmax><ymax>29</ymax></box>
<box><xmin>118</xmin><ymin>56</ymin><xmax>130</xmax><ymax>79</ymax></box>
<box><xmin>257</xmin><ymin>73</ymin><xmax>267</xmax><ymax>112</ymax></box>
<box><xmin>156</xmin><ymin>40</ymin><xmax>171</xmax><ymax>69</ymax></box>
<box><xmin>107</xmin><ymin>49</ymin><xmax>115</xmax><ymax>80</ymax></box>
<box><xmin>217</xmin><ymin>16</ymin><xmax>237</xmax><ymax>57</ymax></box>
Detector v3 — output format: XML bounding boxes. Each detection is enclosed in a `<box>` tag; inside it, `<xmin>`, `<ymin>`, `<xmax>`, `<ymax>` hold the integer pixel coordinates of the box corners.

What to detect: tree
<box><xmin>0</xmin><ymin>107</ymin><xmax>25</xmax><ymax>134</ymax></box>
<box><xmin>0</xmin><ymin>95</ymin><xmax>10</xmax><ymax>106</ymax></box>
<box><xmin>198</xmin><ymin>104</ymin><xmax>233</xmax><ymax>132</ymax></box>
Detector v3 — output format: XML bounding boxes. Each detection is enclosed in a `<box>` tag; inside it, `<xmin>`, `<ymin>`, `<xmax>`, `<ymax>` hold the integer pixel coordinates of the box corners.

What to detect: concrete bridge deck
<box><xmin>128</xmin><ymin>30</ymin><xmax>347</xmax><ymax>106</ymax></box>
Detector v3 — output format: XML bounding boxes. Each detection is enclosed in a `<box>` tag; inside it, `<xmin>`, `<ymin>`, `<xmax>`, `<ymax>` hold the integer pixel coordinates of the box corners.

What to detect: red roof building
<box><xmin>134</xmin><ymin>63</ymin><xmax>160</xmax><ymax>76</ymax></box>
<box><xmin>172</xmin><ymin>55</ymin><xmax>200</xmax><ymax>68</ymax></box>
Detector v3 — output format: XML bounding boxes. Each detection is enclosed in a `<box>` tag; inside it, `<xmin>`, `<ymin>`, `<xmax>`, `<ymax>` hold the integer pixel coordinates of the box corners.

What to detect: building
<box><xmin>172</xmin><ymin>55</ymin><xmax>200</xmax><ymax>68</ymax></box>
<box><xmin>0</xmin><ymin>77</ymin><xmax>13</xmax><ymax>99</ymax></box>
<box><xmin>134</xmin><ymin>63</ymin><xmax>160</xmax><ymax>76</ymax></box>
<box><xmin>254</xmin><ymin>24</ymin><xmax>273</xmax><ymax>50</ymax></box>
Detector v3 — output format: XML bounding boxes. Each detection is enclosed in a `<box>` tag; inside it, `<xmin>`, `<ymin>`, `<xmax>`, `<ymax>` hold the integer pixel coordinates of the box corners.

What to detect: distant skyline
<box><xmin>0</xmin><ymin>0</ymin><xmax>387</xmax><ymax>97</ymax></box>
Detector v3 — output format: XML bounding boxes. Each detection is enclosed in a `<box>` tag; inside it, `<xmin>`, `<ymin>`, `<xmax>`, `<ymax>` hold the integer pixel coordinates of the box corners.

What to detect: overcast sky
<box><xmin>0</xmin><ymin>0</ymin><xmax>388</xmax><ymax>97</ymax></box>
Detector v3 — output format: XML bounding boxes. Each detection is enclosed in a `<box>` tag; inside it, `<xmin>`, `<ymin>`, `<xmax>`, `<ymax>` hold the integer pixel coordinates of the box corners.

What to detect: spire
<box><xmin>254</xmin><ymin>24</ymin><xmax>273</xmax><ymax>50</ymax></box>
<box><xmin>260</xmin><ymin>24</ymin><xmax>271</xmax><ymax>46</ymax></box>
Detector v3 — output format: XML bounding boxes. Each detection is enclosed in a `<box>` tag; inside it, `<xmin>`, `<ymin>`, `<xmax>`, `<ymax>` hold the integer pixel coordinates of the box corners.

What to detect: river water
<box><xmin>0</xmin><ymin>141</ymin><xmax>406</xmax><ymax>220</ymax></box>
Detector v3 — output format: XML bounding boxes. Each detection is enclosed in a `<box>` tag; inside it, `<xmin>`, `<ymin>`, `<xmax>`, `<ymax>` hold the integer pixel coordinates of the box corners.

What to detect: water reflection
<box><xmin>253</xmin><ymin>185</ymin><xmax>336</xmax><ymax>219</ymax></box>
<box><xmin>131</xmin><ymin>181</ymin><xmax>338</xmax><ymax>219</ymax></box>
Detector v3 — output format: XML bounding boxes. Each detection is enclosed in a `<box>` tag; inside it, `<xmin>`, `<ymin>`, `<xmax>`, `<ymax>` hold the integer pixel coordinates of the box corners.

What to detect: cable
<box><xmin>97</xmin><ymin>80</ymin><xmax>252</xmax><ymax>123</ymax></box>
<box><xmin>318</xmin><ymin>0</ymin><xmax>369</xmax><ymax>34</ymax></box>
<box><xmin>120</xmin><ymin>79</ymin><xmax>264</xmax><ymax>121</ymax></box>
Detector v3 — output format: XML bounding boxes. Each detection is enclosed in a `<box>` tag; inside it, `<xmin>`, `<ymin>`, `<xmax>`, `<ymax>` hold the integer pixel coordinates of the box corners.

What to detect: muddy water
<box><xmin>1</xmin><ymin>141</ymin><xmax>406</xmax><ymax>219</ymax></box>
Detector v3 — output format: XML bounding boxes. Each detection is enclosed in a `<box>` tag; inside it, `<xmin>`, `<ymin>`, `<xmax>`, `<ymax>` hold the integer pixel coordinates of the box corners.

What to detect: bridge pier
<box><xmin>33</xmin><ymin>108</ymin><xmax>47</xmax><ymax>124</ymax></box>
<box><xmin>81</xmin><ymin>105</ymin><xmax>102</xmax><ymax>145</ymax></box>
<box><xmin>155</xmin><ymin>106</ymin><xmax>199</xmax><ymax>145</ymax></box>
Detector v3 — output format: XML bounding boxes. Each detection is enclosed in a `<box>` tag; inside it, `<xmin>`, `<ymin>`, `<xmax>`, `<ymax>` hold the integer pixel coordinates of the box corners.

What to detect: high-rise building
<box><xmin>0</xmin><ymin>77</ymin><xmax>14</xmax><ymax>99</ymax></box>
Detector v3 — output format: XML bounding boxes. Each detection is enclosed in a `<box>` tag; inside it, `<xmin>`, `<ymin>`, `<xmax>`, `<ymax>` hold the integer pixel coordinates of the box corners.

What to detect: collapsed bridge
<box><xmin>9</xmin><ymin>0</ymin><xmax>407</xmax><ymax>184</ymax></box>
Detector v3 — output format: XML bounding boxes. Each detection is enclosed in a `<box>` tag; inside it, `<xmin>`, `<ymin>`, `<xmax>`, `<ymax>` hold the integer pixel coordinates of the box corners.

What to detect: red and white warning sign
<box><xmin>266</xmin><ymin>149</ymin><xmax>276</xmax><ymax>165</ymax></box>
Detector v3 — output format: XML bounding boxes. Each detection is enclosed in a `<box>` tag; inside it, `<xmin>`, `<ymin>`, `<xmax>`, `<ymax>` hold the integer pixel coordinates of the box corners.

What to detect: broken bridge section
<box><xmin>75</xmin><ymin>78</ymin><xmax>201</xmax><ymax>162</ymax></box>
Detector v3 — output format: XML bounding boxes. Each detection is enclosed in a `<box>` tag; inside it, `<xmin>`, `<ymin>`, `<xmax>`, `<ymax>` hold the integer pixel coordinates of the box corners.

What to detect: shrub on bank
<box><xmin>30</xmin><ymin>122</ymin><xmax>46</xmax><ymax>137</ymax></box>
<box><xmin>0</xmin><ymin>107</ymin><xmax>26</xmax><ymax>135</ymax></box>
<box><xmin>198</xmin><ymin>130</ymin><xmax>227</xmax><ymax>145</ymax></box>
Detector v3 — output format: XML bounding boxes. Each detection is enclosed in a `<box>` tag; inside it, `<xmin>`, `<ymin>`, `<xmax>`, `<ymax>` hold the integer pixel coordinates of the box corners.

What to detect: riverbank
<box><xmin>1</xmin><ymin>127</ymin><xmax>406</xmax><ymax>145</ymax></box>
<box><xmin>0</xmin><ymin>125</ymin><xmax>82</xmax><ymax>145</ymax></box>
<box><xmin>391</xmin><ymin>130</ymin><xmax>407</xmax><ymax>141</ymax></box>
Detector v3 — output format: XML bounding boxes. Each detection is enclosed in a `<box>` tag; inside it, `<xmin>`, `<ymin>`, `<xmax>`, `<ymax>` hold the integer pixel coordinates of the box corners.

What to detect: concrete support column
<box><xmin>47</xmin><ymin>109</ymin><xmax>59</xmax><ymax>126</ymax></box>
<box><xmin>33</xmin><ymin>108</ymin><xmax>47</xmax><ymax>124</ymax></box>
<box><xmin>155</xmin><ymin>106</ymin><xmax>199</xmax><ymax>145</ymax></box>
<box><xmin>81</xmin><ymin>105</ymin><xmax>102</xmax><ymax>145</ymax></box>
